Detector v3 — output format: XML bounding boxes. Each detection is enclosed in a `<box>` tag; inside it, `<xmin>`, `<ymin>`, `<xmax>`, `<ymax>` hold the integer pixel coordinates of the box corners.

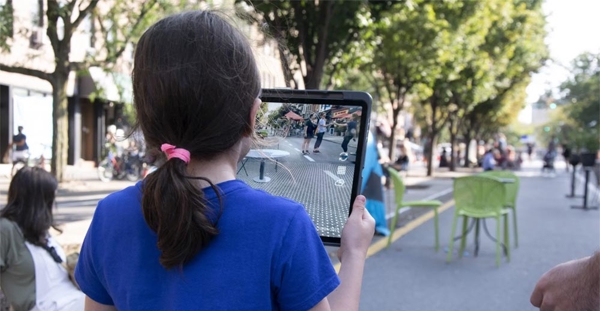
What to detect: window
<box><xmin>29</xmin><ymin>0</ymin><xmax>44</xmax><ymax>49</ymax></box>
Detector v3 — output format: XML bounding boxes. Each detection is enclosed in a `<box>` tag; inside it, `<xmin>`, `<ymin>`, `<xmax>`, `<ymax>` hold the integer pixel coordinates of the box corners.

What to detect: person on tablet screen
<box><xmin>340</xmin><ymin>114</ymin><xmax>359</xmax><ymax>161</ymax></box>
<box><xmin>75</xmin><ymin>11</ymin><xmax>375</xmax><ymax>311</ymax></box>
<box><xmin>302</xmin><ymin>114</ymin><xmax>318</xmax><ymax>154</ymax></box>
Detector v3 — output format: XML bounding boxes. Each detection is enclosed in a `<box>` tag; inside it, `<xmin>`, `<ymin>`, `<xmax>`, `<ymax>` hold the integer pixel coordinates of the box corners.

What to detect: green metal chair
<box><xmin>387</xmin><ymin>167</ymin><xmax>442</xmax><ymax>251</ymax></box>
<box><xmin>446</xmin><ymin>176</ymin><xmax>511</xmax><ymax>267</ymax></box>
<box><xmin>480</xmin><ymin>170</ymin><xmax>520</xmax><ymax>248</ymax></box>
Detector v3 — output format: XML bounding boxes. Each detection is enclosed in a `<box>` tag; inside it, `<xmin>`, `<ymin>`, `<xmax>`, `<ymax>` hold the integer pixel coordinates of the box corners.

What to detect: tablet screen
<box><xmin>238</xmin><ymin>91</ymin><xmax>370</xmax><ymax>245</ymax></box>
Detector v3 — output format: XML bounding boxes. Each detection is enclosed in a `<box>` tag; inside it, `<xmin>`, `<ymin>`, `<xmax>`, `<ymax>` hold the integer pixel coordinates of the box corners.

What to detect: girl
<box><xmin>75</xmin><ymin>11</ymin><xmax>374</xmax><ymax>311</ymax></box>
<box><xmin>0</xmin><ymin>167</ymin><xmax>84</xmax><ymax>311</ymax></box>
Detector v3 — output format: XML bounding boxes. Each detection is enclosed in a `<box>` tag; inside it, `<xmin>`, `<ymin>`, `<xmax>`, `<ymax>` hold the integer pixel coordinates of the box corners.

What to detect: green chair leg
<box><xmin>459</xmin><ymin>216</ymin><xmax>468</xmax><ymax>258</ymax></box>
<box><xmin>446</xmin><ymin>212</ymin><xmax>459</xmax><ymax>263</ymax></box>
<box><xmin>474</xmin><ymin>219</ymin><xmax>480</xmax><ymax>249</ymax></box>
<box><xmin>512</xmin><ymin>208</ymin><xmax>518</xmax><ymax>248</ymax></box>
<box><xmin>496</xmin><ymin>216</ymin><xmax>501</xmax><ymax>267</ymax></box>
<box><xmin>433</xmin><ymin>207</ymin><xmax>439</xmax><ymax>252</ymax></box>
<box><xmin>387</xmin><ymin>206</ymin><xmax>400</xmax><ymax>248</ymax></box>
<box><xmin>504</xmin><ymin>214</ymin><xmax>511</xmax><ymax>262</ymax></box>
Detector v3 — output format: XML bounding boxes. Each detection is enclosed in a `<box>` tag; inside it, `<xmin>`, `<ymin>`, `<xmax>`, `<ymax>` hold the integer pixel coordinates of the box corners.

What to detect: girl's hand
<box><xmin>338</xmin><ymin>195</ymin><xmax>375</xmax><ymax>262</ymax></box>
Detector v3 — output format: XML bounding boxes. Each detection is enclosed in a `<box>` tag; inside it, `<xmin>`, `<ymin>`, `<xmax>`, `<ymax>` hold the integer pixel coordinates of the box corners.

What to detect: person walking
<box><xmin>302</xmin><ymin>114</ymin><xmax>317</xmax><ymax>154</ymax></box>
<box><xmin>0</xmin><ymin>167</ymin><xmax>84</xmax><ymax>311</ymax></box>
<box><xmin>75</xmin><ymin>11</ymin><xmax>375</xmax><ymax>311</ymax></box>
<box><xmin>340</xmin><ymin>114</ymin><xmax>359</xmax><ymax>161</ymax></box>
<box><xmin>10</xmin><ymin>126</ymin><xmax>30</xmax><ymax>174</ymax></box>
<box><xmin>312</xmin><ymin>113</ymin><xmax>329</xmax><ymax>154</ymax></box>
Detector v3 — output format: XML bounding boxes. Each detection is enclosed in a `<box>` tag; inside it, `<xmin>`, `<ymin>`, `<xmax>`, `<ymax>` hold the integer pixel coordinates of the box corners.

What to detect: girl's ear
<box><xmin>246</xmin><ymin>98</ymin><xmax>262</xmax><ymax>136</ymax></box>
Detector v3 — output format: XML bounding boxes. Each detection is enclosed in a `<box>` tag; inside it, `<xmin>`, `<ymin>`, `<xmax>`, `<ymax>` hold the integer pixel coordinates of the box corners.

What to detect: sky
<box><xmin>525</xmin><ymin>0</ymin><xmax>600</xmax><ymax>103</ymax></box>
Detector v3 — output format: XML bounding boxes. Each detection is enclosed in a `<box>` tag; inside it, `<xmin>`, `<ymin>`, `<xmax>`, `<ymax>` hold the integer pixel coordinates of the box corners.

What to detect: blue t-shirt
<box><xmin>75</xmin><ymin>180</ymin><xmax>339</xmax><ymax>311</ymax></box>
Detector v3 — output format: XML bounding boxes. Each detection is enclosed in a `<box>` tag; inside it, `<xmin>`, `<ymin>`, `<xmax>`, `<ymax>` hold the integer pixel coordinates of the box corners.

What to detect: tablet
<box><xmin>238</xmin><ymin>89</ymin><xmax>371</xmax><ymax>246</ymax></box>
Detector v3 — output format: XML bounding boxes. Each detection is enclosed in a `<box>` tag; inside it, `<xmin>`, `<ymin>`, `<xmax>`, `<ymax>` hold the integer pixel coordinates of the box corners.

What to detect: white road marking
<box><xmin>304</xmin><ymin>155</ymin><xmax>315</xmax><ymax>162</ymax></box>
<box><xmin>294</xmin><ymin>148</ymin><xmax>301</xmax><ymax>152</ymax></box>
<box><xmin>337</xmin><ymin>166</ymin><xmax>346</xmax><ymax>175</ymax></box>
<box><xmin>325</xmin><ymin>170</ymin><xmax>345</xmax><ymax>186</ymax></box>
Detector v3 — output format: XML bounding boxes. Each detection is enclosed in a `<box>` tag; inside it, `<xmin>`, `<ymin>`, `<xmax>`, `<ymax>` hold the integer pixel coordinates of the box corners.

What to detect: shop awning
<box><xmin>87</xmin><ymin>67</ymin><xmax>133</xmax><ymax>103</ymax></box>
<box><xmin>284</xmin><ymin>111</ymin><xmax>303</xmax><ymax>121</ymax></box>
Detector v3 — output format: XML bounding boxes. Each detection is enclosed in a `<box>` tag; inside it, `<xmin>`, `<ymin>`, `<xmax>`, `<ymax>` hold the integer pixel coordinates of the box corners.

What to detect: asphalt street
<box><xmin>359</xmin><ymin>164</ymin><xmax>600</xmax><ymax>311</ymax></box>
<box><xmin>236</xmin><ymin>135</ymin><xmax>359</xmax><ymax>238</ymax></box>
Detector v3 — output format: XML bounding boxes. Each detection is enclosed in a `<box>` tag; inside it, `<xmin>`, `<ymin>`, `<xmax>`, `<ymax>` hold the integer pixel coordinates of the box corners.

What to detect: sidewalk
<box><xmin>0</xmin><ymin>163</ymin><xmax>100</xmax><ymax>182</ymax></box>
<box><xmin>359</xmin><ymin>166</ymin><xmax>600</xmax><ymax>311</ymax></box>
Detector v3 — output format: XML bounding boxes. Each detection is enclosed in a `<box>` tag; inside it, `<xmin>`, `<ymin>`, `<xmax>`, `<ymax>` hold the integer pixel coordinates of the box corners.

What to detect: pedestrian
<box><xmin>527</xmin><ymin>142</ymin><xmax>535</xmax><ymax>161</ymax></box>
<box><xmin>312</xmin><ymin>112</ymin><xmax>329</xmax><ymax>154</ymax></box>
<box><xmin>340</xmin><ymin>114</ymin><xmax>359</xmax><ymax>161</ymax></box>
<box><xmin>439</xmin><ymin>147</ymin><xmax>449</xmax><ymax>168</ymax></box>
<box><xmin>530</xmin><ymin>251</ymin><xmax>600</xmax><ymax>311</ymax></box>
<box><xmin>0</xmin><ymin>167</ymin><xmax>85</xmax><ymax>311</ymax></box>
<box><xmin>10</xmin><ymin>126</ymin><xmax>30</xmax><ymax>172</ymax></box>
<box><xmin>562</xmin><ymin>143</ymin><xmax>572</xmax><ymax>172</ymax></box>
<box><xmin>542</xmin><ymin>150</ymin><xmax>556</xmax><ymax>175</ymax></box>
<box><xmin>74</xmin><ymin>11</ymin><xmax>375</xmax><ymax>311</ymax></box>
<box><xmin>302</xmin><ymin>114</ymin><xmax>317</xmax><ymax>154</ymax></box>
<box><xmin>482</xmin><ymin>149</ymin><xmax>495</xmax><ymax>171</ymax></box>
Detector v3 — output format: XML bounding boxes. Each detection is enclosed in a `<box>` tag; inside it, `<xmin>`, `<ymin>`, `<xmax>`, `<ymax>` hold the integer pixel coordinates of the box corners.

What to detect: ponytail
<box><xmin>142</xmin><ymin>159</ymin><xmax>219</xmax><ymax>269</ymax></box>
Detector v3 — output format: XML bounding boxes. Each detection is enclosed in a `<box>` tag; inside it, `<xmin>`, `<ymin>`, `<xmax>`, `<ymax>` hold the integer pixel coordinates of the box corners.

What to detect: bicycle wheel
<box><xmin>125</xmin><ymin>163</ymin><xmax>141</xmax><ymax>181</ymax></box>
<box><xmin>97</xmin><ymin>159</ymin><xmax>114</xmax><ymax>182</ymax></box>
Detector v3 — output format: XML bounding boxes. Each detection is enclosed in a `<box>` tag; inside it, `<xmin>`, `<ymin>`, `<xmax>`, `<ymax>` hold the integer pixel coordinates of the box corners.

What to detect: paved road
<box><xmin>237</xmin><ymin>136</ymin><xmax>359</xmax><ymax>238</ymax></box>
<box><xmin>359</xmin><ymin>165</ymin><xmax>600</xmax><ymax>311</ymax></box>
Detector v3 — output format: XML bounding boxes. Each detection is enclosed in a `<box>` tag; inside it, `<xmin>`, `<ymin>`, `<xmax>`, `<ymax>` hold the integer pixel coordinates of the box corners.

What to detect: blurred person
<box><xmin>75</xmin><ymin>11</ymin><xmax>375</xmax><ymax>311</ymax></box>
<box><xmin>10</xmin><ymin>126</ymin><xmax>30</xmax><ymax>170</ymax></box>
<box><xmin>312</xmin><ymin>113</ymin><xmax>330</xmax><ymax>154</ymax></box>
<box><xmin>395</xmin><ymin>145</ymin><xmax>410</xmax><ymax>171</ymax></box>
<box><xmin>301</xmin><ymin>114</ymin><xmax>317</xmax><ymax>154</ymax></box>
<box><xmin>0</xmin><ymin>167</ymin><xmax>84</xmax><ymax>311</ymax></box>
<box><xmin>542</xmin><ymin>150</ymin><xmax>557</xmax><ymax>175</ymax></box>
<box><xmin>340</xmin><ymin>114</ymin><xmax>359</xmax><ymax>161</ymax></box>
<box><xmin>527</xmin><ymin>142</ymin><xmax>535</xmax><ymax>161</ymax></box>
<box><xmin>439</xmin><ymin>147</ymin><xmax>449</xmax><ymax>168</ymax></box>
<box><xmin>530</xmin><ymin>252</ymin><xmax>600</xmax><ymax>311</ymax></box>
<box><xmin>562</xmin><ymin>143</ymin><xmax>572</xmax><ymax>172</ymax></box>
<box><xmin>482</xmin><ymin>149</ymin><xmax>495</xmax><ymax>171</ymax></box>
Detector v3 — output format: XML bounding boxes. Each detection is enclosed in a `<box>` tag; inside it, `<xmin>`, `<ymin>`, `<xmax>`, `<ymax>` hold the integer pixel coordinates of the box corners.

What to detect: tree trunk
<box><xmin>463</xmin><ymin>133</ymin><xmax>472</xmax><ymax>168</ymax></box>
<box><xmin>449</xmin><ymin>115</ymin><xmax>456</xmax><ymax>171</ymax></box>
<box><xmin>449</xmin><ymin>130</ymin><xmax>457</xmax><ymax>171</ymax></box>
<box><xmin>51</xmin><ymin>74</ymin><xmax>69</xmax><ymax>182</ymax></box>
<box><xmin>387</xmin><ymin>124</ymin><xmax>397</xmax><ymax>163</ymax></box>
<box><xmin>426</xmin><ymin>131</ymin><xmax>437</xmax><ymax>177</ymax></box>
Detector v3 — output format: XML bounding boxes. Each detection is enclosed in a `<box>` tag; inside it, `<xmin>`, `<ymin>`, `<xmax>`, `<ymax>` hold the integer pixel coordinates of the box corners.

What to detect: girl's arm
<box><xmin>85</xmin><ymin>297</ymin><xmax>117</xmax><ymax>311</ymax></box>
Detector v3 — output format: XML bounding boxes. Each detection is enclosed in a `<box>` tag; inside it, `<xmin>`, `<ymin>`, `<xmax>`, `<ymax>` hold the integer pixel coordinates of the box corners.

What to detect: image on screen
<box><xmin>236</xmin><ymin>103</ymin><xmax>364</xmax><ymax>239</ymax></box>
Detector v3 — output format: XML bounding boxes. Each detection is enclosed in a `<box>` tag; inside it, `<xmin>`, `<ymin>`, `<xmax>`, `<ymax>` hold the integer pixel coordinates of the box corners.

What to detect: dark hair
<box><xmin>133</xmin><ymin>11</ymin><xmax>261</xmax><ymax>269</ymax></box>
<box><xmin>0</xmin><ymin>167</ymin><xmax>61</xmax><ymax>246</ymax></box>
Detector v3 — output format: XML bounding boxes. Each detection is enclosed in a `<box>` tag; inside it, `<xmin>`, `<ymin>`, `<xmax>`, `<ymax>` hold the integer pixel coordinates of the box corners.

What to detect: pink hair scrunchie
<box><xmin>161</xmin><ymin>144</ymin><xmax>191</xmax><ymax>164</ymax></box>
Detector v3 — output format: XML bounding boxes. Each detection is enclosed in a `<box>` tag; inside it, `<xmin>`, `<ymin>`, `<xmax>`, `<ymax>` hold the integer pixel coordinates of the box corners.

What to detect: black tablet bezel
<box><xmin>259</xmin><ymin>89</ymin><xmax>372</xmax><ymax>246</ymax></box>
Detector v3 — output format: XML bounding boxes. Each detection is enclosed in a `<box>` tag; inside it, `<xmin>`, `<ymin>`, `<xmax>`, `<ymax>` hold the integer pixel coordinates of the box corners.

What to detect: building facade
<box><xmin>0</xmin><ymin>0</ymin><xmax>286</xmax><ymax>166</ymax></box>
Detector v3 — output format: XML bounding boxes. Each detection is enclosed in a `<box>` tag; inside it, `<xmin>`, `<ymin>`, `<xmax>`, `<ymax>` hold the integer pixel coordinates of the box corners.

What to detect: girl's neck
<box><xmin>185</xmin><ymin>139</ymin><xmax>249</xmax><ymax>188</ymax></box>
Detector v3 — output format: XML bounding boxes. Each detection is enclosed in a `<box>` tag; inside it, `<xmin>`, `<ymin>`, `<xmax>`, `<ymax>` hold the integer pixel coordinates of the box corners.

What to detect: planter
<box><xmin>569</xmin><ymin>154</ymin><xmax>581</xmax><ymax>166</ymax></box>
<box><xmin>580</xmin><ymin>152</ymin><xmax>597</xmax><ymax>167</ymax></box>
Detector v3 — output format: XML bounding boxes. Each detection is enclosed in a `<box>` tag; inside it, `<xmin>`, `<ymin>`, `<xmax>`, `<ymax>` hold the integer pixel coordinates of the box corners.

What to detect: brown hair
<box><xmin>133</xmin><ymin>11</ymin><xmax>261</xmax><ymax>269</ymax></box>
<box><xmin>1</xmin><ymin>167</ymin><xmax>61</xmax><ymax>246</ymax></box>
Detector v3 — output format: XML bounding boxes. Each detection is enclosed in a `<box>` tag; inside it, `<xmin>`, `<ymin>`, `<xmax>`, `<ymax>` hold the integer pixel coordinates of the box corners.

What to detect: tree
<box><xmin>0</xmin><ymin>0</ymin><xmax>167</xmax><ymax>181</ymax></box>
<box><xmin>557</xmin><ymin>52</ymin><xmax>600</xmax><ymax>152</ymax></box>
<box><xmin>367</xmin><ymin>2</ymin><xmax>455</xmax><ymax>162</ymax></box>
<box><xmin>236</xmin><ymin>0</ymin><xmax>384</xmax><ymax>89</ymax></box>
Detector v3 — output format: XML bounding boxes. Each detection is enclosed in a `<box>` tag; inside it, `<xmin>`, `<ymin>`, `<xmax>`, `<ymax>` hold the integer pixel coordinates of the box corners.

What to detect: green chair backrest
<box><xmin>480</xmin><ymin>171</ymin><xmax>520</xmax><ymax>208</ymax></box>
<box><xmin>453</xmin><ymin>176</ymin><xmax>506</xmax><ymax>217</ymax></box>
<box><xmin>387</xmin><ymin>167</ymin><xmax>406</xmax><ymax>205</ymax></box>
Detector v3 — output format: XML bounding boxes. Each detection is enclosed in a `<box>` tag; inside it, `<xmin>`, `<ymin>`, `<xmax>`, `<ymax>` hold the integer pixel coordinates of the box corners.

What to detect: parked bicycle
<box><xmin>97</xmin><ymin>151</ymin><xmax>142</xmax><ymax>182</ymax></box>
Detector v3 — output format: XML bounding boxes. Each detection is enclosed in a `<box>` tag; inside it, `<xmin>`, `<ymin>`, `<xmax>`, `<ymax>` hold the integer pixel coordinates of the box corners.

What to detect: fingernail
<box><xmin>357</xmin><ymin>195</ymin><xmax>366</xmax><ymax>203</ymax></box>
